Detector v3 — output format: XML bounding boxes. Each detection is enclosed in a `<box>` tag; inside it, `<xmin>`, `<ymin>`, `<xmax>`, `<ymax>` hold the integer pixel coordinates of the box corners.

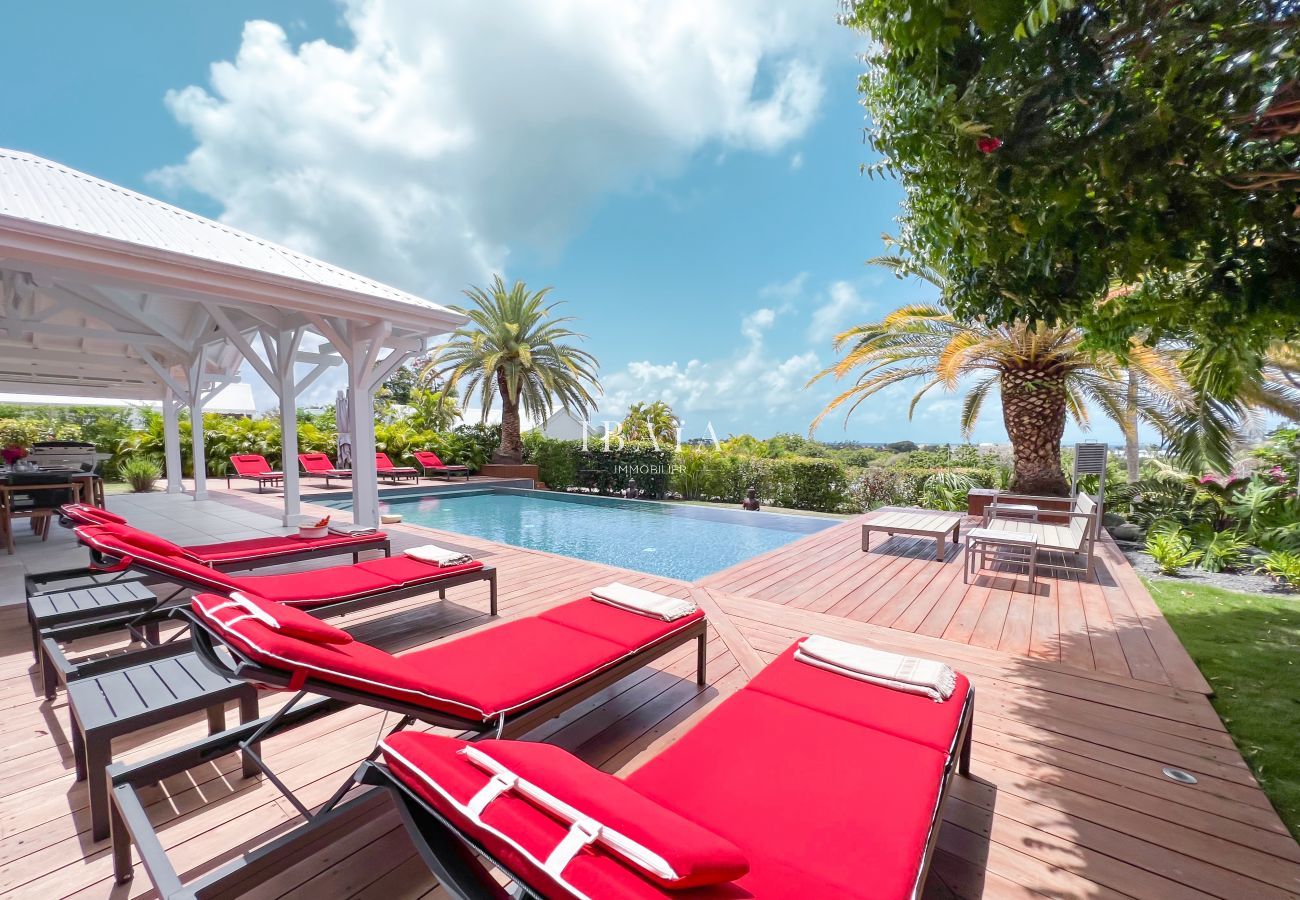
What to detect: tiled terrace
<box><xmin>1</xmin><ymin>488</ymin><xmax>1296</xmax><ymax>898</ymax></box>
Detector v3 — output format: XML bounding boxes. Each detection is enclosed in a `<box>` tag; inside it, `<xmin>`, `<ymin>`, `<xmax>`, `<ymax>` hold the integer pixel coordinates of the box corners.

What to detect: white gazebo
<box><xmin>0</xmin><ymin>148</ymin><xmax>466</xmax><ymax>526</ymax></box>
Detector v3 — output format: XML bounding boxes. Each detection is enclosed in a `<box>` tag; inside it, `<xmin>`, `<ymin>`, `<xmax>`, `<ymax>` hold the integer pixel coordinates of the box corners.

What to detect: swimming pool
<box><xmin>324</xmin><ymin>489</ymin><xmax>836</xmax><ymax>581</ymax></box>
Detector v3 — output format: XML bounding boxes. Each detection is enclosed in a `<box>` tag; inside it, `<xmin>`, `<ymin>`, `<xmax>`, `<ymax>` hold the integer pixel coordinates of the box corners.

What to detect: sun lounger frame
<box><xmin>107</xmin><ymin>610</ymin><xmax>708</xmax><ymax>898</ymax></box>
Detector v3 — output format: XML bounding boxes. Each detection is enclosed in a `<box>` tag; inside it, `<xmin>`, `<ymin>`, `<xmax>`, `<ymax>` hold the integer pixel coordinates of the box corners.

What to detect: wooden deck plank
<box><xmin>2</xmin><ymin>490</ymin><xmax>1293</xmax><ymax>900</ymax></box>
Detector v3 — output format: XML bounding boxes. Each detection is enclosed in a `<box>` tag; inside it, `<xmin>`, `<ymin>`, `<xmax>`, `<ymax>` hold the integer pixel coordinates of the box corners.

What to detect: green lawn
<box><xmin>1145</xmin><ymin>579</ymin><xmax>1300</xmax><ymax>839</ymax></box>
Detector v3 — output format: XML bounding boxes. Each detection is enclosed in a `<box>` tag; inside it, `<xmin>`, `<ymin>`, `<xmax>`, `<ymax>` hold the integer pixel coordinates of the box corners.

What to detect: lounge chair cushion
<box><xmin>77</xmin><ymin>527</ymin><xmax>240</xmax><ymax>591</ymax></box>
<box><xmin>99</xmin><ymin>522</ymin><xmax>193</xmax><ymax>560</ymax></box>
<box><xmin>540</xmin><ymin>598</ymin><xmax>703</xmax><ymax>649</ymax></box>
<box><xmin>627</xmin><ymin>687</ymin><xmax>948</xmax><ymax>900</ymax></box>
<box><xmin>745</xmin><ymin>644</ymin><xmax>972</xmax><ymax>753</ymax></box>
<box><xmin>189</xmin><ymin>597</ymin><xmax>701</xmax><ymax>722</ymax></box>
<box><xmin>241</xmin><ymin>556</ymin><xmax>483</xmax><ymax>607</ymax></box>
<box><xmin>185</xmin><ymin>531</ymin><xmax>384</xmax><ymax>565</ymax></box>
<box><xmin>381</xmin><ymin>733</ymin><xmax>748</xmax><ymax>891</ymax></box>
<box><xmin>200</xmin><ymin>592</ymin><xmax>353</xmax><ymax>645</ymax></box>
<box><xmin>60</xmin><ymin>503</ymin><xmax>127</xmax><ymax>526</ymax></box>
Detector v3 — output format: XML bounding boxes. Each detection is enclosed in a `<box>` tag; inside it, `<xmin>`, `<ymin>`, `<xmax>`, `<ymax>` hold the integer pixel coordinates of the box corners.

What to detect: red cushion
<box><xmin>236</xmin><ymin>566</ymin><xmax>400</xmax><ymax>606</ymax></box>
<box><xmin>350</xmin><ymin>555</ymin><xmax>484</xmax><ymax>588</ymax></box>
<box><xmin>185</xmin><ymin>531</ymin><xmax>385</xmax><ymax>564</ymax></box>
<box><xmin>100</xmin><ymin>522</ymin><xmax>190</xmax><ymax>559</ymax></box>
<box><xmin>76</xmin><ymin>527</ymin><xmax>240</xmax><ymax>591</ymax></box>
<box><xmin>382</xmin><ymin>733</ymin><xmax>748</xmax><ymax>891</ymax></box>
<box><xmin>230</xmin><ymin>454</ymin><xmax>274</xmax><ymax>476</ymax></box>
<box><xmin>396</xmin><ymin>619</ymin><xmax>627</xmax><ymax>717</ymax></box>
<box><xmin>745</xmin><ymin>644</ymin><xmax>972</xmax><ymax>754</ymax></box>
<box><xmin>540</xmin><ymin>599</ymin><xmax>705</xmax><ymax>651</ymax></box>
<box><xmin>189</xmin><ymin>602</ymin><xmax>649</xmax><ymax>721</ymax></box>
<box><xmin>61</xmin><ymin>504</ymin><xmax>127</xmax><ymax>525</ymax></box>
<box><xmin>213</xmin><ymin>592</ymin><xmax>353</xmax><ymax>645</ymax></box>
<box><xmin>627</xmin><ymin>688</ymin><xmax>948</xmax><ymax>900</ymax></box>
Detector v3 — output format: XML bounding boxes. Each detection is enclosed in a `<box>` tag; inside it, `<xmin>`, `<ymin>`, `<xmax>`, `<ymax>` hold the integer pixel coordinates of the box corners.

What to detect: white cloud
<box><xmin>155</xmin><ymin>0</ymin><xmax>844</xmax><ymax>301</ymax></box>
<box><xmin>600</xmin><ymin>303</ymin><xmax>821</xmax><ymax>432</ymax></box>
<box><xmin>789</xmin><ymin>151</ymin><xmax>804</xmax><ymax>170</ymax></box>
<box><xmin>807</xmin><ymin>280</ymin><xmax>870</xmax><ymax>343</ymax></box>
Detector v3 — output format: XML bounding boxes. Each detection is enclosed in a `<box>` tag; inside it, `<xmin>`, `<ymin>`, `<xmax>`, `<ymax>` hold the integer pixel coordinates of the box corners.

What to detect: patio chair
<box><xmin>226</xmin><ymin>454</ymin><xmax>284</xmax><ymax>493</ymax></box>
<box><xmin>375</xmin><ymin>451</ymin><xmax>420</xmax><ymax>483</ymax></box>
<box><xmin>38</xmin><ymin>525</ymin><xmax>495</xmax><ymax>698</ymax></box>
<box><xmin>358</xmin><ymin>637</ymin><xmax>973</xmax><ymax>900</ymax></box>
<box><xmin>297</xmin><ymin>452</ymin><xmax>353</xmax><ymax>487</ymax></box>
<box><xmin>981</xmin><ymin>490</ymin><xmax>1101</xmax><ymax>579</ymax></box>
<box><xmin>108</xmin><ymin>588</ymin><xmax>709</xmax><ymax>895</ymax></box>
<box><xmin>412</xmin><ymin>449</ymin><xmax>471</xmax><ymax>482</ymax></box>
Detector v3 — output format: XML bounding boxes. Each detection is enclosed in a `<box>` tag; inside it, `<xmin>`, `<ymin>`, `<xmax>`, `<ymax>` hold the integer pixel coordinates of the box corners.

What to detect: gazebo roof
<box><xmin>0</xmin><ymin>148</ymin><xmax>465</xmax><ymax>400</ymax></box>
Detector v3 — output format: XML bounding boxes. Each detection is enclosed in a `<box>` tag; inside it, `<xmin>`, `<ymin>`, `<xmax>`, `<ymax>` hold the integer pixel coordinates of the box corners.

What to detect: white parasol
<box><xmin>336</xmin><ymin>388</ymin><xmax>353</xmax><ymax>468</ymax></box>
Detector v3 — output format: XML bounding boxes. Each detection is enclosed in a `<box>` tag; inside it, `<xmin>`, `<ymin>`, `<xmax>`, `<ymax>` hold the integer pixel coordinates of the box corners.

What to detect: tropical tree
<box><xmin>620</xmin><ymin>401</ymin><xmax>679</xmax><ymax>446</ymax></box>
<box><xmin>424</xmin><ymin>276</ymin><xmax>601</xmax><ymax>464</ymax></box>
<box><xmin>807</xmin><ymin>273</ymin><xmax>1188</xmax><ymax>493</ymax></box>
<box><xmin>840</xmin><ymin>0</ymin><xmax>1300</xmax><ymax>407</ymax></box>
<box><xmin>406</xmin><ymin>385</ymin><xmax>461</xmax><ymax>432</ymax></box>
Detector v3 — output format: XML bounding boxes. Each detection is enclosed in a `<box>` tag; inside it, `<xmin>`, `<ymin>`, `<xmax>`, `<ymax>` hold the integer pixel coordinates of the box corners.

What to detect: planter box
<box><xmin>478</xmin><ymin>464</ymin><xmax>538</xmax><ymax>485</ymax></box>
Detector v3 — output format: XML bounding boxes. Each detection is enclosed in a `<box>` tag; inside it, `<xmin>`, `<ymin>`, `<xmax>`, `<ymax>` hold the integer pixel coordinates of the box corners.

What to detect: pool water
<box><xmin>355</xmin><ymin>490</ymin><xmax>836</xmax><ymax>581</ymax></box>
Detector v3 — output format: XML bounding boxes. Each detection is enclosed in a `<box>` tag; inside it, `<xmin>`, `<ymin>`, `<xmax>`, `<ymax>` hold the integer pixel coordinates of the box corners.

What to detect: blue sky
<box><xmin>1</xmin><ymin>1</ymin><xmax>1126</xmax><ymax>447</ymax></box>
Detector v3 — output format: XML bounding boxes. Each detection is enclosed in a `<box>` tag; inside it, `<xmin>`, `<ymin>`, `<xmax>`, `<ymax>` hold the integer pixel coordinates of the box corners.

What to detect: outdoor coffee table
<box><xmin>861</xmin><ymin>508</ymin><xmax>965</xmax><ymax>561</ymax></box>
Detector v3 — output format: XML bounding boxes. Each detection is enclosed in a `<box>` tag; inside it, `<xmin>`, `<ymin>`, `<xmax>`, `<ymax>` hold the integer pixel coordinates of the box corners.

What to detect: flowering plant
<box><xmin>976</xmin><ymin>136</ymin><xmax>1002</xmax><ymax>154</ymax></box>
<box><xmin>1</xmin><ymin>445</ymin><xmax>27</xmax><ymax>465</ymax></box>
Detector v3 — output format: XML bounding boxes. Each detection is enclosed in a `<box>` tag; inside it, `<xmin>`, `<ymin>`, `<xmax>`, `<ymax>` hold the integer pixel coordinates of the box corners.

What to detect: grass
<box><xmin>1144</xmin><ymin>578</ymin><xmax>1300</xmax><ymax>839</ymax></box>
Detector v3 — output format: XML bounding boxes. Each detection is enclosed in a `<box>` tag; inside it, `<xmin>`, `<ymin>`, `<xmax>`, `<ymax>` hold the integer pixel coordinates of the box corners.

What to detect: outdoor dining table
<box><xmin>0</xmin><ymin>470</ymin><xmax>94</xmax><ymax>554</ymax></box>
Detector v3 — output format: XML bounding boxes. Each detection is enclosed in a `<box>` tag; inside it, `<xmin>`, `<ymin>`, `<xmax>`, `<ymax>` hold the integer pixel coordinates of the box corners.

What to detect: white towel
<box><xmin>795</xmin><ymin>635</ymin><xmax>957</xmax><ymax>702</ymax></box>
<box><xmin>328</xmin><ymin>524</ymin><xmax>378</xmax><ymax>536</ymax></box>
<box><xmin>590</xmin><ymin>582</ymin><xmax>697</xmax><ymax>621</ymax></box>
<box><xmin>405</xmin><ymin>543</ymin><xmax>474</xmax><ymax>567</ymax></box>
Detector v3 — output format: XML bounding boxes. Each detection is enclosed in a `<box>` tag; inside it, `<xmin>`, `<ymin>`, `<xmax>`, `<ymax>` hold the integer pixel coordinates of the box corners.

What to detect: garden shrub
<box><xmin>523</xmin><ymin>433</ymin><xmax>582</xmax><ymax>489</ymax></box>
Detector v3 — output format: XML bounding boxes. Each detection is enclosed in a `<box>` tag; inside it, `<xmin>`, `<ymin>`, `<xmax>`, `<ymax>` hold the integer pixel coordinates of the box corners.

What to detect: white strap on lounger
<box><xmin>458</xmin><ymin>746</ymin><xmax>679</xmax><ymax>882</ymax></box>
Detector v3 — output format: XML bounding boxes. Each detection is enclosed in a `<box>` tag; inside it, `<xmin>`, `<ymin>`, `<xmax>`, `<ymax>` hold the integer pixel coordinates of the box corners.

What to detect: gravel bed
<box><xmin>1116</xmin><ymin>542</ymin><xmax>1295</xmax><ymax>596</ymax></box>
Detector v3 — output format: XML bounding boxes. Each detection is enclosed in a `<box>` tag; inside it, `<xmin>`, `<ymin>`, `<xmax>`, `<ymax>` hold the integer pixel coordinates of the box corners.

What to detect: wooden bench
<box><xmin>981</xmin><ymin>491</ymin><xmax>1101</xmax><ymax>580</ymax></box>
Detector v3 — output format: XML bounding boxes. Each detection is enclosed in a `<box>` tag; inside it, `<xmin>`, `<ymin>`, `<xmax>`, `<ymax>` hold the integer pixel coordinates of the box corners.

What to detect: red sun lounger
<box><xmin>108</xmin><ymin>590</ymin><xmax>709</xmax><ymax>895</ymax></box>
<box><xmin>39</xmin><ymin>525</ymin><xmax>494</xmax><ymax>697</ymax></box>
<box><xmin>57</xmin><ymin>503</ymin><xmax>389</xmax><ymax>570</ymax></box>
<box><xmin>413</xmin><ymin>450</ymin><xmax>471</xmax><ymax>481</ymax></box>
<box><xmin>297</xmin><ymin>452</ymin><xmax>354</xmax><ymax>486</ymax></box>
<box><xmin>363</xmin><ymin>639</ymin><xmax>973</xmax><ymax>900</ymax></box>
<box><xmin>226</xmin><ymin>454</ymin><xmax>284</xmax><ymax>492</ymax></box>
<box><xmin>375</xmin><ymin>451</ymin><xmax>420</xmax><ymax>483</ymax></box>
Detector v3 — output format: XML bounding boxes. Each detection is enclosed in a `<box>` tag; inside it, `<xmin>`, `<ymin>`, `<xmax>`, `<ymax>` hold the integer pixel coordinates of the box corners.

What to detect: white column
<box><xmin>277</xmin><ymin>330</ymin><xmax>302</xmax><ymax>525</ymax></box>
<box><xmin>190</xmin><ymin>400</ymin><xmax>208</xmax><ymax>500</ymax></box>
<box><xmin>162</xmin><ymin>390</ymin><xmax>184</xmax><ymax>494</ymax></box>
<box><xmin>348</xmin><ymin>359</ymin><xmax>379</xmax><ymax>527</ymax></box>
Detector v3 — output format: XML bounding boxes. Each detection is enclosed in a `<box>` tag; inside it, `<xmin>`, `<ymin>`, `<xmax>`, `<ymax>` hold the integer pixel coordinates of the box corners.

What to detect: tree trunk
<box><xmin>1001</xmin><ymin>367</ymin><xmax>1070</xmax><ymax>495</ymax></box>
<box><xmin>1123</xmin><ymin>365</ymin><xmax>1140</xmax><ymax>482</ymax></box>
<box><xmin>494</xmin><ymin>369</ymin><xmax>524</xmax><ymax>464</ymax></box>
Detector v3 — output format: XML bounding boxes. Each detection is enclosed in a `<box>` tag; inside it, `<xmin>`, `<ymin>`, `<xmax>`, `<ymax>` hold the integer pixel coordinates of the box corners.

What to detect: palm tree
<box><xmin>808</xmin><ymin>301</ymin><xmax>1186</xmax><ymax>495</ymax></box>
<box><xmin>621</xmin><ymin>401</ymin><xmax>680</xmax><ymax>446</ymax></box>
<box><xmin>424</xmin><ymin>276</ymin><xmax>600</xmax><ymax>464</ymax></box>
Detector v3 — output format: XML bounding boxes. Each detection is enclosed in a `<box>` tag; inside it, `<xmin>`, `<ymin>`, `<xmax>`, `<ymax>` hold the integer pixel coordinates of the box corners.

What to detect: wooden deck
<box><xmin>1</xmin><ymin>493</ymin><xmax>1296</xmax><ymax>898</ymax></box>
<box><xmin>701</xmin><ymin>511</ymin><xmax>1214</xmax><ymax>694</ymax></box>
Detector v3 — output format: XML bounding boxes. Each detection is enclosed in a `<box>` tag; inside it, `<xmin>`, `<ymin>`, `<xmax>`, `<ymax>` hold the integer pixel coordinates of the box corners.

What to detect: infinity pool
<box><xmin>334</xmin><ymin>489</ymin><xmax>836</xmax><ymax>581</ymax></box>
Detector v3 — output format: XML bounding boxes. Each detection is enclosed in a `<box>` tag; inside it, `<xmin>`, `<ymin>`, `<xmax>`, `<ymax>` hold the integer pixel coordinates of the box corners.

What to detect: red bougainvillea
<box><xmin>977</xmin><ymin>136</ymin><xmax>1002</xmax><ymax>153</ymax></box>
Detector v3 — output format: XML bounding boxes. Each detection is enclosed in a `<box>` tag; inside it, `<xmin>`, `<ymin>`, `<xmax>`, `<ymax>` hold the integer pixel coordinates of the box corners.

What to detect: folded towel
<box><xmin>590</xmin><ymin>583</ymin><xmax>697</xmax><ymax>621</ymax></box>
<box><xmin>328</xmin><ymin>524</ymin><xmax>378</xmax><ymax>536</ymax></box>
<box><xmin>794</xmin><ymin>635</ymin><xmax>957</xmax><ymax>702</ymax></box>
<box><xmin>405</xmin><ymin>543</ymin><xmax>474</xmax><ymax>567</ymax></box>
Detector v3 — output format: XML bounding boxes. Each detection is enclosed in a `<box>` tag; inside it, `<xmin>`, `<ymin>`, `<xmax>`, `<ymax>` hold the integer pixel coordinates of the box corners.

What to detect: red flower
<box><xmin>977</xmin><ymin>136</ymin><xmax>1003</xmax><ymax>154</ymax></box>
